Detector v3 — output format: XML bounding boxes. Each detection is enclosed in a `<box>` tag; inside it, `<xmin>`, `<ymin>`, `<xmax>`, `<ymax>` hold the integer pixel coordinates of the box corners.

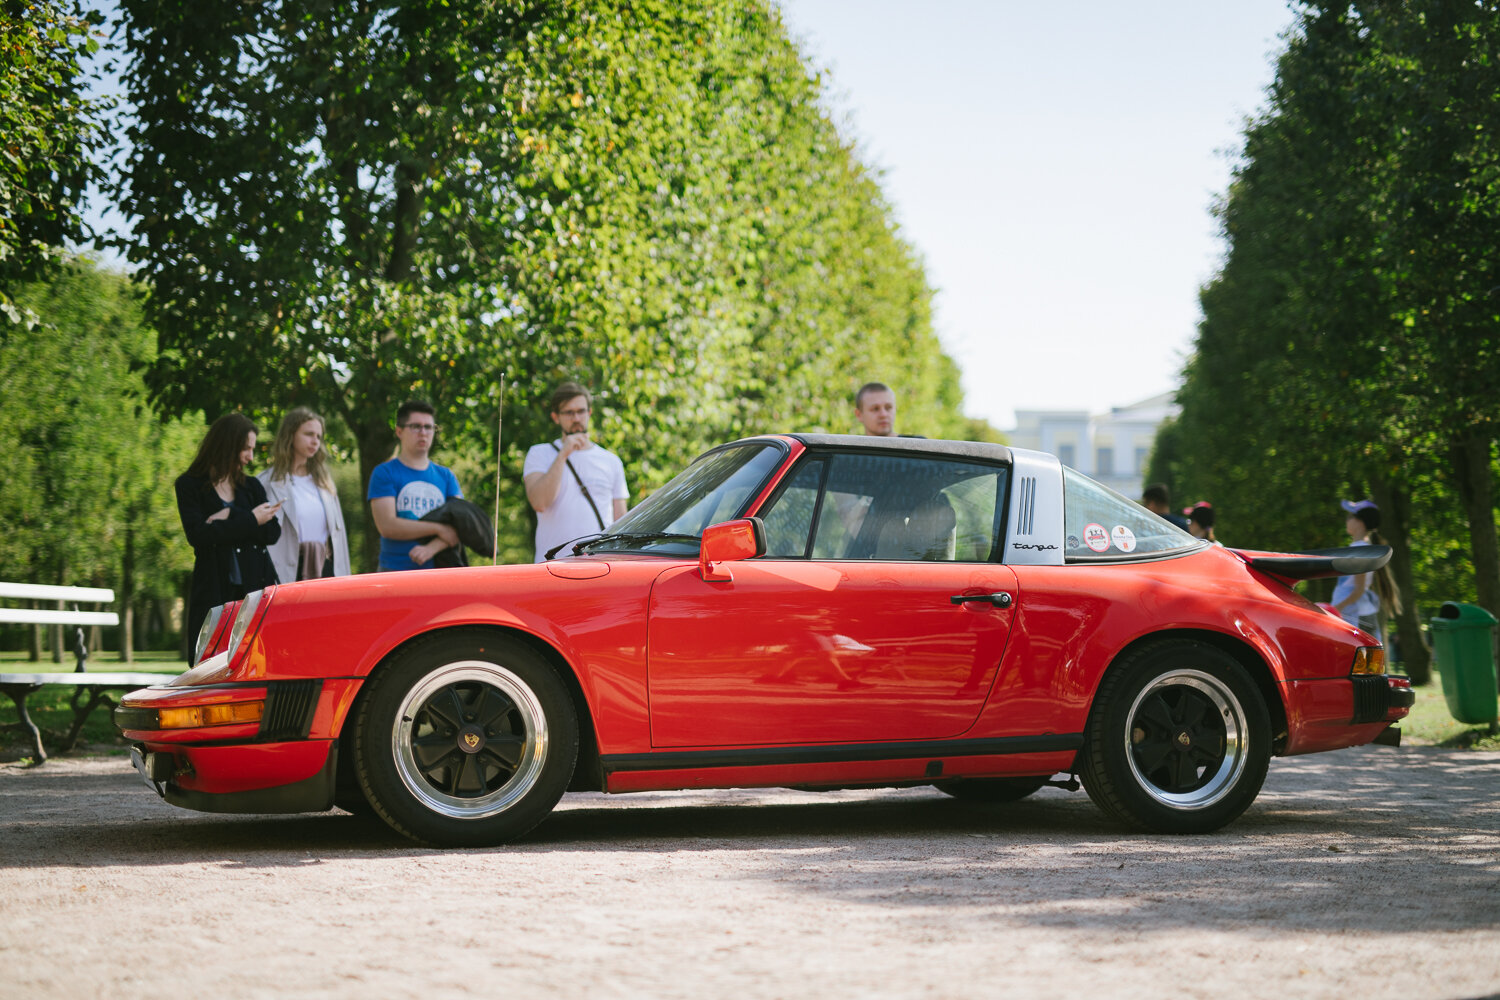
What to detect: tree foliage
<box><xmin>0</xmin><ymin>1</ymin><xmax>105</xmax><ymax>325</ymax></box>
<box><xmin>0</xmin><ymin>257</ymin><xmax>197</xmax><ymax>653</ymax></box>
<box><xmin>1172</xmin><ymin>0</ymin><xmax>1500</xmax><ymax>680</ymax></box>
<box><xmin>114</xmin><ymin>0</ymin><xmax>978</xmax><ymax>564</ymax></box>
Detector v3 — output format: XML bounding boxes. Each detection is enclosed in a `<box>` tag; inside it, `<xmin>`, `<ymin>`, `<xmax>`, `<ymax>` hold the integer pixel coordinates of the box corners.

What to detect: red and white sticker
<box><xmin>1112</xmin><ymin>525</ymin><xmax>1137</xmax><ymax>553</ymax></box>
<box><xmin>1083</xmin><ymin>522</ymin><xmax>1110</xmax><ymax>553</ymax></box>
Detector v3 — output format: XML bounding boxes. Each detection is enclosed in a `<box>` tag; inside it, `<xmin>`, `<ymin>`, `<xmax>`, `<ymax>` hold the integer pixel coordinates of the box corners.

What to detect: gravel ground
<box><xmin>2</xmin><ymin>745</ymin><xmax>1499</xmax><ymax>1000</ymax></box>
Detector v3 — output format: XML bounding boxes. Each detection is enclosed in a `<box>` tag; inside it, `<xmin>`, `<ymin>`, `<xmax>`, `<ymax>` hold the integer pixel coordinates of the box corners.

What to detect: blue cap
<box><xmin>1340</xmin><ymin>499</ymin><xmax>1377</xmax><ymax>514</ymax></box>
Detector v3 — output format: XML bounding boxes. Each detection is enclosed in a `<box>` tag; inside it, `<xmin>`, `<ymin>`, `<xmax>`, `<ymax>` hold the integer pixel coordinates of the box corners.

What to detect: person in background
<box><xmin>524</xmin><ymin>381</ymin><xmax>629</xmax><ymax>561</ymax></box>
<box><xmin>1332</xmin><ymin>499</ymin><xmax>1401</xmax><ymax>642</ymax></box>
<box><xmin>367</xmin><ymin>399</ymin><xmax>463</xmax><ymax>570</ymax></box>
<box><xmin>1142</xmin><ymin>483</ymin><xmax>1191</xmax><ymax>530</ymax></box>
<box><xmin>258</xmin><ymin>406</ymin><xmax>351</xmax><ymax>582</ymax></box>
<box><xmin>175</xmin><ymin>412</ymin><xmax>282</xmax><ymax>654</ymax></box>
<box><xmin>854</xmin><ymin>382</ymin><xmax>897</xmax><ymax>437</ymax></box>
<box><xmin>1183</xmin><ymin>500</ymin><xmax>1219</xmax><ymax>544</ymax></box>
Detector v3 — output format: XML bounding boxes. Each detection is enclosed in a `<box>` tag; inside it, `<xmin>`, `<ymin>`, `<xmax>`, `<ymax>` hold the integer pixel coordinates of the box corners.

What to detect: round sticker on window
<box><xmin>1083</xmin><ymin>522</ymin><xmax>1110</xmax><ymax>553</ymax></box>
<box><xmin>1112</xmin><ymin>525</ymin><xmax>1137</xmax><ymax>553</ymax></box>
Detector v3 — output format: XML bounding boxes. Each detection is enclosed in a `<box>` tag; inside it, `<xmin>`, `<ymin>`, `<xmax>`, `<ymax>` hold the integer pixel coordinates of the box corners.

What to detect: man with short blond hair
<box><xmin>523</xmin><ymin>381</ymin><xmax>630</xmax><ymax>561</ymax></box>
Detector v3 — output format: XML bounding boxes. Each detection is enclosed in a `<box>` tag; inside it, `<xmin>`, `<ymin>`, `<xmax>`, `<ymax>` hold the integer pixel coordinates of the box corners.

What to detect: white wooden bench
<box><xmin>0</xmin><ymin>583</ymin><xmax>172</xmax><ymax>762</ymax></box>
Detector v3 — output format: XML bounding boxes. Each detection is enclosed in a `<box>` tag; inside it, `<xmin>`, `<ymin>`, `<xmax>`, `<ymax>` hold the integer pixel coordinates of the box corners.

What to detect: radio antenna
<box><xmin>493</xmin><ymin>372</ymin><xmax>505</xmax><ymax>565</ymax></box>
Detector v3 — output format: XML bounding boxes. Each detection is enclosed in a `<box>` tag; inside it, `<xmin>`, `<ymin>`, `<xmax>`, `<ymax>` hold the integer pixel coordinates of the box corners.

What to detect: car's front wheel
<box><xmin>1078</xmin><ymin>640</ymin><xmax>1270</xmax><ymax>834</ymax></box>
<box><xmin>353</xmin><ymin>631</ymin><xmax>578</xmax><ymax>847</ymax></box>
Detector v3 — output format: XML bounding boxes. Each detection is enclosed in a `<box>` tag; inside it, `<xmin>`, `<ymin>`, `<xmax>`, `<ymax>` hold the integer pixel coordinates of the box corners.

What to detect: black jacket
<box><xmin>175</xmin><ymin>472</ymin><xmax>281</xmax><ymax>647</ymax></box>
<box><xmin>420</xmin><ymin>499</ymin><xmax>496</xmax><ymax>568</ymax></box>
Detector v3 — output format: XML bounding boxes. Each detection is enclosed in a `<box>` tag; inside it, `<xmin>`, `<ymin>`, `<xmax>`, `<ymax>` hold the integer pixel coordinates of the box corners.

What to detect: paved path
<box><xmin>2</xmin><ymin>746</ymin><xmax>1498</xmax><ymax>999</ymax></box>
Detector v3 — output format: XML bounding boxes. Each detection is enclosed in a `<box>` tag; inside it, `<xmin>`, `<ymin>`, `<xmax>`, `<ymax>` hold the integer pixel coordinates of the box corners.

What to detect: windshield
<box><xmin>581</xmin><ymin>442</ymin><xmax>785</xmax><ymax>555</ymax></box>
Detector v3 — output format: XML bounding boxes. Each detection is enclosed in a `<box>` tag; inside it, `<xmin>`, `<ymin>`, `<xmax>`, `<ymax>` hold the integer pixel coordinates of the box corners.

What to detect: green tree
<box><xmin>114</xmin><ymin>1</ymin><xmax>974</xmax><ymax>564</ymax></box>
<box><xmin>0</xmin><ymin>1</ymin><xmax>105</xmax><ymax>325</ymax></box>
<box><xmin>0</xmin><ymin>258</ymin><xmax>196</xmax><ymax>657</ymax></box>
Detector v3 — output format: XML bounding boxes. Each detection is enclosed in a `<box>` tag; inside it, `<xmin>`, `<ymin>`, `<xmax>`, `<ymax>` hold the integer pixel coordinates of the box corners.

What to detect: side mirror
<box><xmin>698</xmin><ymin>517</ymin><xmax>766</xmax><ymax>582</ymax></box>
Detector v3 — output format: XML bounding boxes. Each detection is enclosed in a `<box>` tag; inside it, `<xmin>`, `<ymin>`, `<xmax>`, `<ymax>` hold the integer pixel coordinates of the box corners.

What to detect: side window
<box><xmin>761</xmin><ymin>459</ymin><xmax>824</xmax><ymax>557</ymax></box>
<box><xmin>759</xmin><ymin>451</ymin><xmax>1003</xmax><ymax>562</ymax></box>
<box><xmin>1062</xmin><ymin>467</ymin><xmax>1198</xmax><ymax>560</ymax></box>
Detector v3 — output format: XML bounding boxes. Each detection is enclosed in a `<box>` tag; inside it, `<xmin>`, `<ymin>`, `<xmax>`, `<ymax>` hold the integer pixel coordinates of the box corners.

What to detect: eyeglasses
<box><xmin>400</xmin><ymin>422</ymin><xmax>438</xmax><ymax>433</ymax></box>
<box><xmin>557</xmin><ymin>407</ymin><xmax>590</xmax><ymax>418</ymax></box>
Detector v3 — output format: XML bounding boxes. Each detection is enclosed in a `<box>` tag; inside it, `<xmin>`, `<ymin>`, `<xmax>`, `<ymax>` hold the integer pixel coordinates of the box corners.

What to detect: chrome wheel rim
<box><xmin>1123</xmin><ymin>668</ymin><xmax>1248</xmax><ymax>810</ymax></box>
<box><xmin>391</xmin><ymin>661</ymin><xmax>549</xmax><ymax>819</ymax></box>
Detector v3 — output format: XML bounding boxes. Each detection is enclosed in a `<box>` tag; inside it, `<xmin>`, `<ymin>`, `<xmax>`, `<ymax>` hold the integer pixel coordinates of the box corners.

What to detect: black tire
<box><xmin>1078</xmin><ymin>640</ymin><xmax>1270</xmax><ymax>834</ymax></box>
<box><xmin>933</xmin><ymin>777</ymin><xmax>1049</xmax><ymax>803</ymax></box>
<box><xmin>353</xmin><ymin>631</ymin><xmax>578</xmax><ymax>847</ymax></box>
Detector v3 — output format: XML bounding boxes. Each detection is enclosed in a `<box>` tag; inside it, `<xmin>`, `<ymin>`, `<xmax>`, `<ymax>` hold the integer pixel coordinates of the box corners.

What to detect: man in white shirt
<box><xmin>523</xmin><ymin>381</ymin><xmax>630</xmax><ymax>561</ymax></box>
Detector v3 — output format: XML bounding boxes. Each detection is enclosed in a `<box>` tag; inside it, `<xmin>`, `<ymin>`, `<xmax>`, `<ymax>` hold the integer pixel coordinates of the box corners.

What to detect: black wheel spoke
<box><xmin>1133</xmin><ymin>734</ymin><xmax>1174</xmax><ymax>774</ymax></box>
<box><xmin>1178</xmin><ymin>691</ymin><xmax>1211</xmax><ymax>728</ymax></box>
<box><xmin>474</xmin><ymin>687</ymin><xmax>517</xmax><ymax>729</ymax></box>
<box><xmin>412</xmin><ymin>732</ymin><xmax>457</xmax><ymax>769</ymax></box>
<box><xmin>417</xmin><ymin>748</ymin><xmax>461</xmax><ymax>785</ymax></box>
<box><xmin>482</xmin><ymin>735</ymin><xmax>525</xmax><ymax>771</ymax></box>
<box><xmin>421</xmin><ymin>687</ymin><xmax>466</xmax><ymax>730</ymax></box>
<box><xmin>1138</xmin><ymin>695</ymin><xmax>1176</xmax><ymax>734</ymax></box>
<box><xmin>452</xmin><ymin>754</ymin><xmax>486</xmax><ymax>796</ymax></box>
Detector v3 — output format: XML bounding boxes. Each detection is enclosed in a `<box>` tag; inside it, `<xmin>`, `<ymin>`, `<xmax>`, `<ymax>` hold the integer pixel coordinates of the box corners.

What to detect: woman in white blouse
<box><xmin>258</xmin><ymin>407</ymin><xmax>351</xmax><ymax>581</ymax></box>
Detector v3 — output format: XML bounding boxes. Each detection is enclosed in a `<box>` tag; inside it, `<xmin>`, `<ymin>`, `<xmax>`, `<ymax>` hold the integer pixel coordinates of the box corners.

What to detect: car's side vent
<box><xmin>1016</xmin><ymin>476</ymin><xmax>1037</xmax><ymax>535</ymax></box>
<box><xmin>1350</xmin><ymin>676</ymin><xmax>1387</xmax><ymax>724</ymax></box>
<box><xmin>260</xmin><ymin>679</ymin><xmax>322</xmax><ymax>740</ymax></box>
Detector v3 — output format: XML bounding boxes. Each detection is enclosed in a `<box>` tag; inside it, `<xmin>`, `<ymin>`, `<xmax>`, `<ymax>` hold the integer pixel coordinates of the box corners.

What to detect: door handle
<box><xmin>950</xmin><ymin>592</ymin><xmax>1013</xmax><ymax>608</ymax></box>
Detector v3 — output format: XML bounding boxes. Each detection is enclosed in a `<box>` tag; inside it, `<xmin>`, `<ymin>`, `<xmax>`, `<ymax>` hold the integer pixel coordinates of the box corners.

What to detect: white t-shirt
<box><xmin>290</xmin><ymin>474</ymin><xmax>329</xmax><ymax>545</ymax></box>
<box><xmin>523</xmin><ymin>441</ymin><xmax>629</xmax><ymax>562</ymax></box>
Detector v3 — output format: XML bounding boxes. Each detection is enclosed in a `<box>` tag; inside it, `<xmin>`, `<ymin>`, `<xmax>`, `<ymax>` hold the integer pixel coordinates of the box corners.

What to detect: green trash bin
<box><xmin>1429</xmin><ymin>602</ymin><xmax>1499</xmax><ymax>725</ymax></box>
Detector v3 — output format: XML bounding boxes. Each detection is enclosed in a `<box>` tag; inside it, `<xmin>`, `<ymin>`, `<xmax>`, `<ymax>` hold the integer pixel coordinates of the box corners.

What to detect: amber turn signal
<box><xmin>156</xmin><ymin>701</ymin><xmax>265</xmax><ymax>729</ymax></box>
<box><xmin>1351</xmin><ymin>646</ymin><xmax>1387</xmax><ymax>675</ymax></box>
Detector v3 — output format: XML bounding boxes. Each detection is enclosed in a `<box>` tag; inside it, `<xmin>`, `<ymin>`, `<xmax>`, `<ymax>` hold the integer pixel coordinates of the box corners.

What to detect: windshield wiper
<box><xmin>571</xmin><ymin>531</ymin><xmax>701</xmax><ymax>556</ymax></box>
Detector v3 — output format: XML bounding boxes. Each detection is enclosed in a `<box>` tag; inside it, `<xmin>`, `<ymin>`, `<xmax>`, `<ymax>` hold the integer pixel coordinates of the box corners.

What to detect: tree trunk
<box><xmin>120</xmin><ymin>523</ymin><xmax>135</xmax><ymax>663</ymax></box>
<box><xmin>358</xmin><ymin>421</ymin><xmax>393</xmax><ymax>573</ymax></box>
<box><xmin>1371</xmin><ymin>479</ymin><xmax>1430</xmax><ymax>684</ymax></box>
<box><xmin>1450</xmin><ymin>432</ymin><xmax>1500</xmax><ymax>679</ymax></box>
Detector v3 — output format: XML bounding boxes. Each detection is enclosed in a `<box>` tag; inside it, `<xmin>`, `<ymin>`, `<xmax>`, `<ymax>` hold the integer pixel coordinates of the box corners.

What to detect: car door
<box><xmin>647</xmin><ymin>451</ymin><xmax>1017</xmax><ymax>748</ymax></box>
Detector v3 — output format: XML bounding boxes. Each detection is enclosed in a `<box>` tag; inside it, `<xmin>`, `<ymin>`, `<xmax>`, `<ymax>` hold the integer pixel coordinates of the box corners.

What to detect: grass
<box><xmin>1399</xmin><ymin>666</ymin><xmax>1500</xmax><ymax>749</ymax></box>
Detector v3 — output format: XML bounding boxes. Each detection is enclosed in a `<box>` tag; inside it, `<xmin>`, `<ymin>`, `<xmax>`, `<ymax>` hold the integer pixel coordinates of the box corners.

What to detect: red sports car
<box><xmin>117</xmin><ymin>434</ymin><xmax>1411</xmax><ymax>845</ymax></box>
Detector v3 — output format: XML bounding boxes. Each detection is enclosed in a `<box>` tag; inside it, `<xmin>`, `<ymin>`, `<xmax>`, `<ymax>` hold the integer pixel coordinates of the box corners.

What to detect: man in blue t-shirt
<box><xmin>367</xmin><ymin>399</ymin><xmax>464</xmax><ymax>570</ymax></box>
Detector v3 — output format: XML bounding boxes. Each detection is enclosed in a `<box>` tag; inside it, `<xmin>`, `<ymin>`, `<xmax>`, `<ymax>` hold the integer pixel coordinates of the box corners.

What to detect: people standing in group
<box><xmin>367</xmin><ymin>399</ymin><xmax>463</xmax><ymax>571</ymax></box>
<box><xmin>1142</xmin><ymin>484</ymin><xmax>1191</xmax><ymax>530</ymax></box>
<box><xmin>175</xmin><ymin>412</ymin><xmax>282</xmax><ymax>655</ymax></box>
<box><xmin>1183</xmin><ymin>501</ymin><xmax>1219</xmax><ymax>544</ymax></box>
<box><xmin>258</xmin><ymin>406</ymin><xmax>350</xmax><ymax>583</ymax></box>
<box><xmin>854</xmin><ymin>382</ymin><xmax>898</xmax><ymax>437</ymax></box>
<box><xmin>1332</xmin><ymin>498</ymin><xmax>1401</xmax><ymax>642</ymax></box>
<box><xmin>524</xmin><ymin>381</ymin><xmax>629</xmax><ymax>562</ymax></box>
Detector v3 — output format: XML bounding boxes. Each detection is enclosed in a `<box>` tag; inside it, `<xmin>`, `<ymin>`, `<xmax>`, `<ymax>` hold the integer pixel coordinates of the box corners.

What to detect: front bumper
<box><xmin>130</xmin><ymin>738</ymin><xmax>338</xmax><ymax>813</ymax></box>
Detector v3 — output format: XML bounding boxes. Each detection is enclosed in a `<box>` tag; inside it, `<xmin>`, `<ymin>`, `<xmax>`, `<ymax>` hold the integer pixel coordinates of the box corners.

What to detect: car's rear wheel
<box><xmin>933</xmin><ymin>777</ymin><xmax>1049</xmax><ymax>802</ymax></box>
<box><xmin>1078</xmin><ymin>640</ymin><xmax>1270</xmax><ymax>834</ymax></box>
<box><xmin>353</xmin><ymin>631</ymin><xmax>577</xmax><ymax>847</ymax></box>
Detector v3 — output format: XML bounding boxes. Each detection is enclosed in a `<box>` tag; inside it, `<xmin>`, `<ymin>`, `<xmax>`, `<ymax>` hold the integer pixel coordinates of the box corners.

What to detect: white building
<box><xmin>1007</xmin><ymin>392</ymin><xmax>1180</xmax><ymax>499</ymax></box>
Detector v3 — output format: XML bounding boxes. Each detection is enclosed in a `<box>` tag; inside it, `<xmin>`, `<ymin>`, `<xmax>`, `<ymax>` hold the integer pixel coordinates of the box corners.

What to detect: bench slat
<box><xmin>0</xmin><ymin>672</ymin><xmax>175</xmax><ymax>686</ymax></box>
<box><xmin>0</xmin><ymin>583</ymin><xmax>115</xmax><ymax>603</ymax></box>
<box><xmin>0</xmin><ymin>609</ymin><xmax>120</xmax><ymax>626</ymax></box>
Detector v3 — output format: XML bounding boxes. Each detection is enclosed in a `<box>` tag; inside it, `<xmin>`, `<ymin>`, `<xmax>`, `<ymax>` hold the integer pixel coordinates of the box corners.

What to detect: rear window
<box><xmin>1062</xmin><ymin>468</ymin><xmax>1201</xmax><ymax>562</ymax></box>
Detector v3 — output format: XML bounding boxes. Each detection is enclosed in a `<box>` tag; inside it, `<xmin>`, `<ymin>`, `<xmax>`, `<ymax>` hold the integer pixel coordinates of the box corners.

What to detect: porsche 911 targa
<box><xmin>117</xmin><ymin>434</ymin><xmax>1412</xmax><ymax>845</ymax></box>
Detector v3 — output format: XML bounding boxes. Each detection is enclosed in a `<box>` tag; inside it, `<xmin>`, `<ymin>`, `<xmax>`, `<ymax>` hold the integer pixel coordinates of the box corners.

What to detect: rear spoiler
<box><xmin>1233</xmin><ymin>545</ymin><xmax>1391</xmax><ymax>582</ymax></box>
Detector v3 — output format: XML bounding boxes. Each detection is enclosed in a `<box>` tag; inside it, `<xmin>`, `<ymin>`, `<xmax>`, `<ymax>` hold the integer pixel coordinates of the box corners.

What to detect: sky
<box><xmin>774</xmin><ymin>1</ymin><xmax>1301</xmax><ymax>430</ymax></box>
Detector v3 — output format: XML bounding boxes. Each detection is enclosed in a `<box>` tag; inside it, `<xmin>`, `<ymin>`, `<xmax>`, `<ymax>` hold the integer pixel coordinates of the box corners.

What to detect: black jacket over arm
<box><xmin>176</xmin><ymin>472</ymin><xmax>282</xmax><ymax>651</ymax></box>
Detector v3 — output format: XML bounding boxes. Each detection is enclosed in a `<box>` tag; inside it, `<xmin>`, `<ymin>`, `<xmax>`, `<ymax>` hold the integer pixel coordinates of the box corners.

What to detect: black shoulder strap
<box><xmin>552</xmin><ymin>442</ymin><xmax>606</xmax><ymax>531</ymax></box>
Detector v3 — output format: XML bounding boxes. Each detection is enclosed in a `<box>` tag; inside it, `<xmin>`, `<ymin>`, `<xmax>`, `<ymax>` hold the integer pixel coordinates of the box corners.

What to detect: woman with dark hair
<box><xmin>1332</xmin><ymin>499</ymin><xmax>1402</xmax><ymax>642</ymax></box>
<box><xmin>257</xmin><ymin>406</ymin><xmax>350</xmax><ymax>583</ymax></box>
<box><xmin>175</xmin><ymin>412</ymin><xmax>282</xmax><ymax>656</ymax></box>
